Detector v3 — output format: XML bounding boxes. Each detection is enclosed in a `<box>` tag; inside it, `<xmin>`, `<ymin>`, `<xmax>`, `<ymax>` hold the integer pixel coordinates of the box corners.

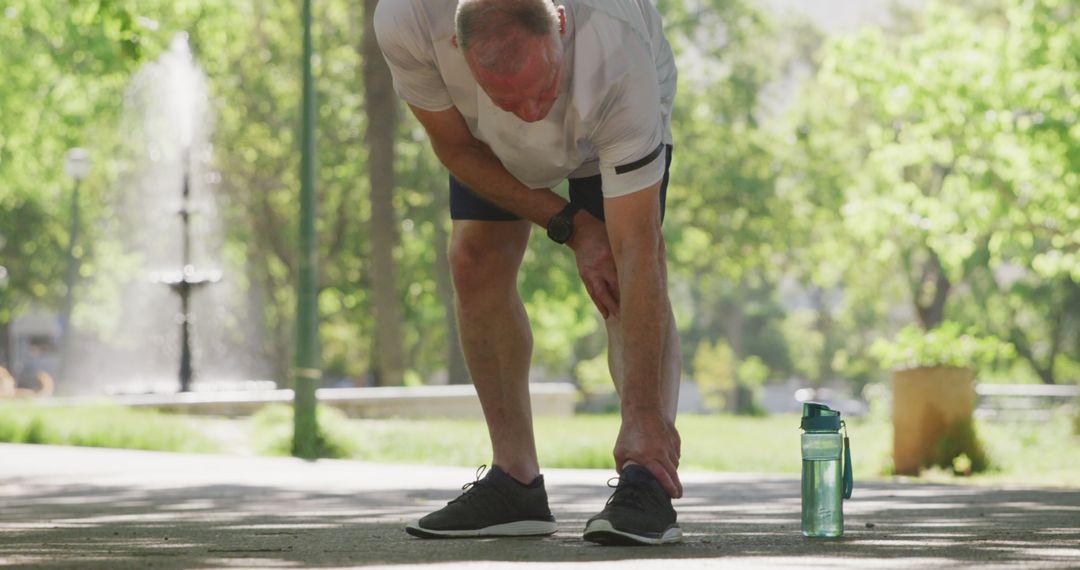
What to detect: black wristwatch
<box><xmin>546</xmin><ymin>202</ymin><xmax>581</xmax><ymax>244</ymax></box>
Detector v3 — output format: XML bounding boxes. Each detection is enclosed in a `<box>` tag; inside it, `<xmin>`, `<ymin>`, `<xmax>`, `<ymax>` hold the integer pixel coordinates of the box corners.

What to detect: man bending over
<box><xmin>374</xmin><ymin>0</ymin><xmax>682</xmax><ymax>545</ymax></box>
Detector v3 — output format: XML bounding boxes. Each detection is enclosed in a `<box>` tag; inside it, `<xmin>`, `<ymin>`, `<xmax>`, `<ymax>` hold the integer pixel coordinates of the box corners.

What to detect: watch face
<box><xmin>548</xmin><ymin>217</ymin><xmax>573</xmax><ymax>243</ymax></box>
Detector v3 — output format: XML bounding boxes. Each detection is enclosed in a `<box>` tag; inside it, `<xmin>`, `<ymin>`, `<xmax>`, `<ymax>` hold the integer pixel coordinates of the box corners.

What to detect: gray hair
<box><xmin>456</xmin><ymin>0</ymin><xmax>560</xmax><ymax>74</ymax></box>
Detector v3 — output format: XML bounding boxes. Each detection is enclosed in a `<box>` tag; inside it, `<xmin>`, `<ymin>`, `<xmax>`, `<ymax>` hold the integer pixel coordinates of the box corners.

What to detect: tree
<box><xmin>659</xmin><ymin>0</ymin><xmax>799</xmax><ymax>409</ymax></box>
<box><xmin>0</xmin><ymin>0</ymin><xmax>164</xmax><ymax>369</ymax></box>
<box><xmin>789</xmin><ymin>0</ymin><xmax>1080</xmax><ymax>382</ymax></box>
<box><xmin>361</xmin><ymin>0</ymin><xmax>406</xmax><ymax>386</ymax></box>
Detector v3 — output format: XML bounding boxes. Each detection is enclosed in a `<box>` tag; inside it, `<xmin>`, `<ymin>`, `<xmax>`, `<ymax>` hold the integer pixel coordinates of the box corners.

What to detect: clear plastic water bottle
<box><xmin>801</xmin><ymin>402</ymin><xmax>852</xmax><ymax>537</ymax></box>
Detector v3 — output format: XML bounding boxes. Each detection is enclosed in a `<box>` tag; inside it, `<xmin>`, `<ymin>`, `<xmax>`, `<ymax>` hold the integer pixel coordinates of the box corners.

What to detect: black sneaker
<box><xmin>583</xmin><ymin>464</ymin><xmax>682</xmax><ymax>545</ymax></box>
<box><xmin>405</xmin><ymin>465</ymin><xmax>558</xmax><ymax>538</ymax></box>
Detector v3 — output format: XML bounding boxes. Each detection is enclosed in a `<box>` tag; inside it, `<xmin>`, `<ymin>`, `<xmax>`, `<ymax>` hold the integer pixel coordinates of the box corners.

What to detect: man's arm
<box><xmin>408</xmin><ymin>103</ymin><xmax>622</xmax><ymax>317</ymax></box>
<box><xmin>604</xmin><ymin>182</ymin><xmax>683</xmax><ymax>498</ymax></box>
<box><xmin>409</xmin><ymin>104</ymin><xmax>566</xmax><ymax>226</ymax></box>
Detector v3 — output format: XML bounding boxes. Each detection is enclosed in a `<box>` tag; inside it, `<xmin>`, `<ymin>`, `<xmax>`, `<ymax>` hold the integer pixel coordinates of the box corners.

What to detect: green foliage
<box><xmin>734</xmin><ymin>355</ymin><xmax>770</xmax><ymax>414</ymax></box>
<box><xmin>738</xmin><ymin>356</ymin><xmax>769</xmax><ymax>386</ymax></box>
<box><xmin>871</xmin><ymin>321</ymin><xmax>1015</xmax><ymax>371</ymax></box>
<box><xmin>0</xmin><ymin>402</ymin><xmax>218</xmax><ymax>452</ymax></box>
<box><xmin>661</xmin><ymin>0</ymin><xmax>796</xmax><ymax>386</ymax></box>
<box><xmin>0</xmin><ymin>0</ymin><xmax>801</xmax><ymax>391</ymax></box>
<box><xmin>0</xmin><ymin>1</ymin><xmax>148</xmax><ymax>325</ymax></box>
<box><xmin>930</xmin><ymin>418</ymin><xmax>990</xmax><ymax>476</ymax></box>
<box><xmin>692</xmin><ymin>337</ymin><xmax>773</xmax><ymax>414</ymax></box>
<box><xmin>249</xmin><ymin>404</ymin><xmax>357</xmax><ymax>459</ymax></box>
<box><xmin>788</xmin><ymin>0</ymin><xmax>1080</xmax><ymax>383</ymax></box>
<box><xmin>574</xmin><ymin>351</ymin><xmax>615</xmax><ymax>397</ymax></box>
<box><xmin>692</xmin><ymin>338</ymin><xmax>735</xmax><ymax>411</ymax></box>
<box><xmin>3</xmin><ymin>0</ymin><xmax>1077</xmax><ymax>398</ymax></box>
<box><xmin>947</xmin><ymin>411</ymin><xmax>1078</xmax><ymax>486</ymax></box>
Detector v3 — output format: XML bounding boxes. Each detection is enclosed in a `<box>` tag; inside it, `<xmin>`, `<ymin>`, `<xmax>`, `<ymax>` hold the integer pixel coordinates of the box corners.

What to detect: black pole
<box><xmin>179</xmin><ymin>283</ymin><xmax>192</xmax><ymax>392</ymax></box>
<box><xmin>179</xmin><ymin>150</ymin><xmax>194</xmax><ymax>392</ymax></box>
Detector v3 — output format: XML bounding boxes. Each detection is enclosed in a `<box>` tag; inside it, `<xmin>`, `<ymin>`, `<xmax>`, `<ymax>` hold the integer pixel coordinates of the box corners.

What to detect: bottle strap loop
<box><xmin>842</xmin><ymin>421</ymin><xmax>853</xmax><ymax>500</ymax></box>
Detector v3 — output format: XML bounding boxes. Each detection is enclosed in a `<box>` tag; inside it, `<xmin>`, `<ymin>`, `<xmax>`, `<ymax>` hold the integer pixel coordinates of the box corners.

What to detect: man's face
<box><xmin>465</xmin><ymin>34</ymin><xmax>562</xmax><ymax>123</ymax></box>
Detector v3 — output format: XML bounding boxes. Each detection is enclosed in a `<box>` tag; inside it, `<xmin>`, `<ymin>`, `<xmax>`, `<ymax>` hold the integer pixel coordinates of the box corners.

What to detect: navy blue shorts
<box><xmin>449</xmin><ymin>145</ymin><xmax>672</xmax><ymax>222</ymax></box>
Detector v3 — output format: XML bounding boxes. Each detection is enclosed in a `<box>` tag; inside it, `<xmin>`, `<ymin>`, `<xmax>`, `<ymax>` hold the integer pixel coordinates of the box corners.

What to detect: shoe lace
<box><xmin>449</xmin><ymin>465</ymin><xmax>492</xmax><ymax>505</ymax></box>
<box><xmin>604</xmin><ymin>475</ymin><xmax>651</xmax><ymax>509</ymax></box>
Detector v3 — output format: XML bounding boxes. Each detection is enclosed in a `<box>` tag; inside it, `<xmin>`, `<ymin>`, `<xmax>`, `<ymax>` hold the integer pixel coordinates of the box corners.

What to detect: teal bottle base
<box><xmin>802</xmin><ymin>529</ymin><xmax>844</xmax><ymax>538</ymax></box>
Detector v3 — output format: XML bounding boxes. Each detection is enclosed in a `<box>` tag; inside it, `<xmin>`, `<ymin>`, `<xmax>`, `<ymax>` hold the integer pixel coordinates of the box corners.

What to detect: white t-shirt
<box><xmin>374</xmin><ymin>0</ymin><xmax>677</xmax><ymax>198</ymax></box>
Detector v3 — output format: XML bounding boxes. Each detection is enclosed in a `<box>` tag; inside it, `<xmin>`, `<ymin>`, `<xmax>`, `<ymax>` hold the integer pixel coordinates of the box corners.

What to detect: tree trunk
<box><xmin>244</xmin><ymin>252</ymin><xmax>273</xmax><ymax>382</ymax></box>
<box><xmin>721</xmin><ymin>294</ymin><xmax>750</xmax><ymax>414</ymax></box>
<box><xmin>914</xmin><ymin>249</ymin><xmax>950</xmax><ymax>330</ymax></box>
<box><xmin>903</xmin><ymin>163</ymin><xmax>954</xmax><ymax>331</ymax></box>
<box><xmin>1006</xmin><ymin>277</ymin><xmax>1079</xmax><ymax>386</ymax></box>
<box><xmin>363</xmin><ymin>0</ymin><xmax>406</xmax><ymax>386</ymax></box>
<box><xmin>264</xmin><ymin>260</ymin><xmax>292</xmax><ymax>386</ymax></box>
<box><xmin>0</xmin><ymin>317</ymin><xmax>9</xmax><ymax>370</ymax></box>
<box><xmin>811</xmin><ymin>287</ymin><xmax>835</xmax><ymax>388</ymax></box>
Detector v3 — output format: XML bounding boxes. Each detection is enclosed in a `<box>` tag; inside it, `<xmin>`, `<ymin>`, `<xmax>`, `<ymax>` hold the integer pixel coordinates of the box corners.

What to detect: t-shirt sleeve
<box><xmin>591</xmin><ymin>44</ymin><xmax>666</xmax><ymax>199</ymax></box>
<box><xmin>373</xmin><ymin>0</ymin><xmax>453</xmax><ymax>112</ymax></box>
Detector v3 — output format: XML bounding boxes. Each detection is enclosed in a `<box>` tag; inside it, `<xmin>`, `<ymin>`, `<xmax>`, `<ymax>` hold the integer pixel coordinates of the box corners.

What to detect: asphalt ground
<box><xmin>1</xmin><ymin>443</ymin><xmax>1078</xmax><ymax>569</ymax></box>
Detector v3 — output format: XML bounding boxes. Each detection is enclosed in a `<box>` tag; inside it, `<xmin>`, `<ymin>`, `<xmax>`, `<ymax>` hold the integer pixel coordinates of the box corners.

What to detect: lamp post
<box><xmin>60</xmin><ymin>148</ymin><xmax>91</xmax><ymax>385</ymax></box>
<box><xmin>293</xmin><ymin>0</ymin><xmax>320</xmax><ymax>459</ymax></box>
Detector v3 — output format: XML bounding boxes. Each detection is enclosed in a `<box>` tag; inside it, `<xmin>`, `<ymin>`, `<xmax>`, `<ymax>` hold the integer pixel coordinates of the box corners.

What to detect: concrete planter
<box><xmin>891</xmin><ymin>365</ymin><xmax>976</xmax><ymax>475</ymax></box>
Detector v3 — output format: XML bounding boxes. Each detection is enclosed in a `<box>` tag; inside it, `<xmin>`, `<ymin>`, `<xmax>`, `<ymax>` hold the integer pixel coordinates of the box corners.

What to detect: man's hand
<box><xmin>568</xmin><ymin>212</ymin><xmax>620</xmax><ymax>319</ymax></box>
<box><xmin>614</xmin><ymin>407</ymin><xmax>683</xmax><ymax>498</ymax></box>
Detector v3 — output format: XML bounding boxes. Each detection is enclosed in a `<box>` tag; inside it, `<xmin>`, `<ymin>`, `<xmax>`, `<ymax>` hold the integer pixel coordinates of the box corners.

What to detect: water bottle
<box><xmin>800</xmin><ymin>402</ymin><xmax>853</xmax><ymax>537</ymax></box>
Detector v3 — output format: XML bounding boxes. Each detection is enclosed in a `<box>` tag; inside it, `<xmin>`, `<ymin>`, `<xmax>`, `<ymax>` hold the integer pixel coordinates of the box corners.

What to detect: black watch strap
<box><xmin>546</xmin><ymin>202</ymin><xmax>581</xmax><ymax>244</ymax></box>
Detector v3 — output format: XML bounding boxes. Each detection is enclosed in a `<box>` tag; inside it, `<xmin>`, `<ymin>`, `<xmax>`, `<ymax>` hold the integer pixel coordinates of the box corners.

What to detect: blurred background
<box><xmin>0</xmin><ymin>0</ymin><xmax>1077</xmax><ymax>484</ymax></box>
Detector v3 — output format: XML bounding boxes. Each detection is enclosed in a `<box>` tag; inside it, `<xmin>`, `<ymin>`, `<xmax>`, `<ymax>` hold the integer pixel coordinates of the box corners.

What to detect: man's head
<box><xmin>455</xmin><ymin>0</ymin><xmax>566</xmax><ymax>122</ymax></box>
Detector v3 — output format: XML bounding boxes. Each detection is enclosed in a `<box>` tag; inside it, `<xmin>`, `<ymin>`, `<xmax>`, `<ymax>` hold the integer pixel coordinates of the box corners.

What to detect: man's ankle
<box><xmin>494</xmin><ymin>463</ymin><xmax>541</xmax><ymax>486</ymax></box>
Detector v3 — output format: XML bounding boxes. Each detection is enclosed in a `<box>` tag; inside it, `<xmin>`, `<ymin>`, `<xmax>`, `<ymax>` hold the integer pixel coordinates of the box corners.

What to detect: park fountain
<box><xmin>127</xmin><ymin>33</ymin><xmax>220</xmax><ymax>393</ymax></box>
<box><xmin>149</xmin><ymin>147</ymin><xmax>223</xmax><ymax>392</ymax></box>
<box><xmin>74</xmin><ymin>33</ymin><xmax>268</xmax><ymax>395</ymax></box>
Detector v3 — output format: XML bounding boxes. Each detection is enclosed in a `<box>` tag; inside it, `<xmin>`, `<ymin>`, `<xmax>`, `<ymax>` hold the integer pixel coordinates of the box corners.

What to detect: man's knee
<box><xmin>449</xmin><ymin>223</ymin><xmax>528</xmax><ymax>295</ymax></box>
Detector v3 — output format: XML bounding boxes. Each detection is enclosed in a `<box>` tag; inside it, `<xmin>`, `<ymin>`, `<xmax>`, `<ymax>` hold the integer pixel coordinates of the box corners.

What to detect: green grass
<box><xmin>0</xmin><ymin>401</ymin><xmax>221</xmax><ymax>454</ymax></box>
<box><xmin>246</xmin><ymin>408</ymin><xmax>820</xmax><ymax>473</ymax></box>
<box><xmin>3</xmin><ymin>401</ymin><xmax>1076</xmax><ymax>488</ymax></box>
<box><xmin>942</xmin><ymin>412</ymin><xmax>1080</xmax><ymax>487</ymax></box>
<box><xmin>251</xmin><ymin>408</ymin><xmax>1077</xmax><ymax>487</ymax></box>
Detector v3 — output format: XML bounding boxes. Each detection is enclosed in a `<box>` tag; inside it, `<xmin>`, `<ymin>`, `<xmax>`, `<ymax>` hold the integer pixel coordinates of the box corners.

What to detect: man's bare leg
<box><xmin>583</xmin><ymin>299</ymin><xmax>683</xmax><ymax>544</ymax></box>
<box><xmin>605</xmin><ymin>302</ymin><xmax>680</xmax><ymax>422</ymax></box>
<box><xmin>449</xmin><ymin>219</ymin><xmax>539</xmax><ymax>484</ymax></box>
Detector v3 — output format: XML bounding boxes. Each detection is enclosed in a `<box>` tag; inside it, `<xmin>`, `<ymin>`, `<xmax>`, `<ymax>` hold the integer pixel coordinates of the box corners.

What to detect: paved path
<box><xmin>1</xmin><ymin>444</ymin><xmax>1078</xmax><ymax>569</ymax></box>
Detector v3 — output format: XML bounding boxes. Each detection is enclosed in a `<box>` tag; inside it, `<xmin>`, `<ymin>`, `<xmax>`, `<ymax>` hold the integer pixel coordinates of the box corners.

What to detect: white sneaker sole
<box><xmin>405</xmin><ymin>519</ymin><xmax>558</xmax><ymax>538</ymax></box>
<box><xmin>582</xmin><ymin>519</ymin><xmax>683</xmax><ymax>545</ymax></box>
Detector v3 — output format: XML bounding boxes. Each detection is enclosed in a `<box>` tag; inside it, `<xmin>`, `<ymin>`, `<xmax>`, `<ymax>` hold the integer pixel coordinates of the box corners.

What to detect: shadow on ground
<box><xmin>1</xmin><ymin>475</ymin><xmax>1078</xmax><ymax>569</ymax></box>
